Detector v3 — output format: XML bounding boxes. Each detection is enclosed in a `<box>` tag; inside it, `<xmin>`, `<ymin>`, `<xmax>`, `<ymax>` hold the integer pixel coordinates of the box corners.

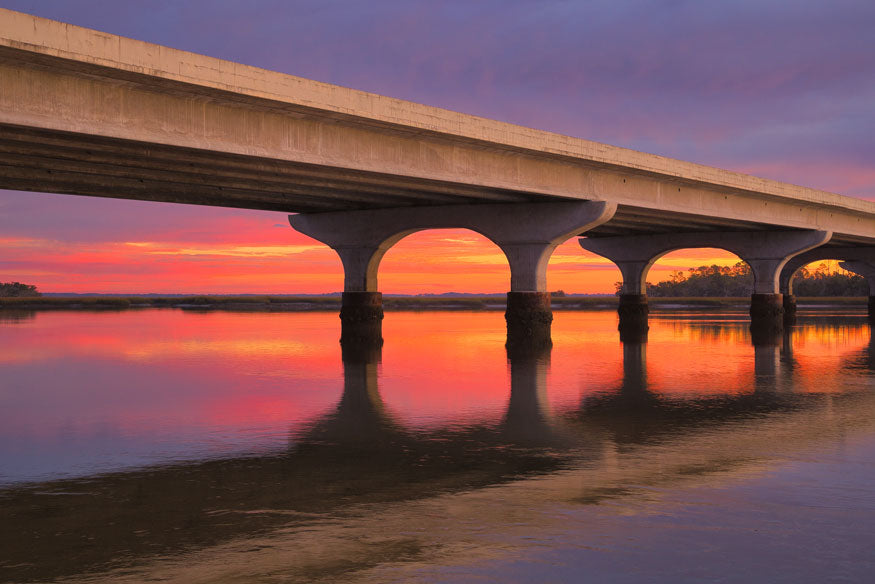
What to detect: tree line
<box><xmin>633</xmin><ymin>262</ymin><xmax>869</xmax><ymax>297</ymax></box>
<box><xmin>0</xmin><ymin>282</ymin><xmax>41</xmax><ymax>297</ymax></box>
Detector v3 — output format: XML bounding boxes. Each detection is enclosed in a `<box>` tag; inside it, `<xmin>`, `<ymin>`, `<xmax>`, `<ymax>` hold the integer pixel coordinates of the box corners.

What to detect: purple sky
<box><xmin>1</xmin><ymin>1</ymin><xmax>873</xmax><ymax>291</ymax></box>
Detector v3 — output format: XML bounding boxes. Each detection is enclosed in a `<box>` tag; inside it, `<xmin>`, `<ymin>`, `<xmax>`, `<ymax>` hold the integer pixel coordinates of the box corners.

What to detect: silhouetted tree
<box><xmin>0</xmin><ymin>282</ymin><xmax>41</xmax><ymax>297</ymax></box>
<box><xmin>614</xmin><ymin>262</ymin><xmax>868</xmax><ymax>297</ymax></box>
<box><xmin>644</xmin><ymin>262</ymin><xmax>753</xmax><ymax>297</ymax></box>
<box><xmin>792</xmin><ymin>265</ymin><xmax>868</xmax><ymax>296</ymax></box>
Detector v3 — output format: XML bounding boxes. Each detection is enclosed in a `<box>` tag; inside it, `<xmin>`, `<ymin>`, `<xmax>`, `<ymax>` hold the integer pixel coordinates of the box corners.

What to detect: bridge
<box><xmin>1</xmin><ymin>8</ymin><xmax>874</xmax><ymax>344</ymax></box>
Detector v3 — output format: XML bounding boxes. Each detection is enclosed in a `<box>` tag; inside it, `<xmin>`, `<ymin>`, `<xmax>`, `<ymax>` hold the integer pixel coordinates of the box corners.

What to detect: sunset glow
<box><xmin>2</xmin><ymin>4</ymin><xmax>873</xmax><ymax>582</ymax></box>
<box><xmin>0</xmin><ymin>191</ymin><xmax>764</xmax><ymax>294</ymax></box>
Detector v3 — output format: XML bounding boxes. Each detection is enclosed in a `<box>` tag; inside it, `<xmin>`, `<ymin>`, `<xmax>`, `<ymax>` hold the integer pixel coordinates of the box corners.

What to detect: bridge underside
<box><xmin>1</xmin><ymin>123</ymin><xmax>870</xmax><ymax>246</ymax></box>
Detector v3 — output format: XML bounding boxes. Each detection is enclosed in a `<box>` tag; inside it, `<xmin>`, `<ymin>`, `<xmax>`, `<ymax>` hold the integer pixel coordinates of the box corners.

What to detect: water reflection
<box><xmin>297</xmin><ymin>340</ymin><xmax>397</xmax><ymax>448</ymax></box>
<box><xmin>842</xmin><ymin>320</ymin><xmax>875</xmax><ymax>372</ymax></box>
<box><xmin>0</xmin><ymin>309</ymin><xmax>872</xmax><ymax>583</ymax></box>
<box><xmin>0</xmin><ymin>309</ymin><xmax>35</xmax><ymax>324</ymax></box>
<box><xmin>501</xmin><ymin>343</ymin><xmax>556</xmax><ymax>445</ymax></box>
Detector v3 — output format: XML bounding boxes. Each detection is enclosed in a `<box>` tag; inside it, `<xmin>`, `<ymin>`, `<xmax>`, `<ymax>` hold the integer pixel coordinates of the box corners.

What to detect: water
<box><xmin>1</xmin><ymin>308</ymin><xmax>873</xmax><ymax>583</ymax></box>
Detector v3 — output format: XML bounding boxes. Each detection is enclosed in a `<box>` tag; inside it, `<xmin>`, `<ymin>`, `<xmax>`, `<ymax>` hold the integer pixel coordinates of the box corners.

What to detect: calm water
<box><xmin>1</xmin><ymin>308</ymin><xmax>874</xmax><ymax>583</ymax></box>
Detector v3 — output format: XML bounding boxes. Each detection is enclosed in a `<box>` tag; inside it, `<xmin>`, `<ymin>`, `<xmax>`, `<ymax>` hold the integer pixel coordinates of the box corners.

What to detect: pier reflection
<box><xmin>501</xmin><ymin>342</ymin><xmax>558</xmax><ymax>445</ymax></box>
<box><xmin>296</xmin><ymin>340</ymin><xmax>399</xmax><ymax>448</ymax></box>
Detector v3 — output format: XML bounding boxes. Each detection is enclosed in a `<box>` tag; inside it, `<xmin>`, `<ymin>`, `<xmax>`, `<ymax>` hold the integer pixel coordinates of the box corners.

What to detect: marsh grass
<box><xmin>0</xmin><ymin>295</ymin><xmax>866</xmax><ymax>312</ymax></box>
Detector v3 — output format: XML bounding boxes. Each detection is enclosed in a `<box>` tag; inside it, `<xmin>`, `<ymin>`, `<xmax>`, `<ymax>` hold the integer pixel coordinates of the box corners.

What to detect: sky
<box><xmin>1</xmin><ymin>0</ymin><xmax>873</xmax><ymax>294</ymax></box>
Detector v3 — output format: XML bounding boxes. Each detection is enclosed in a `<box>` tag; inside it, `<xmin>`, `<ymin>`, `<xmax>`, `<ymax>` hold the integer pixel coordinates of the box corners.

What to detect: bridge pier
<box><xmin>339</xmin><ymin>291</ymin><xmax>384</xmax><ymax>344</ymax></box>
<box><xmin>505</xmin><ymin>292</ymin><xmax>553</xmax><ymax>349</ymax></box>
<box><xmin>290</xmin><ymin>202</ymin><xmax>616</xmax><ymax>346</ymax></box>
<box><xmin>617</xmin><ymin>293</ymin><xmax>650</xmax><ymax>335</ymax></box>
<box><xmin>581</xmin><ymin>230</ymin><xmax>832</xmax><ymax>336</ymax></box>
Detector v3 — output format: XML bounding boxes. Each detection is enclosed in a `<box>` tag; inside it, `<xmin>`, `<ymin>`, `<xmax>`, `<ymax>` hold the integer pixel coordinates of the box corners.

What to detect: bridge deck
<box><xmin>1</xmin><ymin>8</ymin><xmax>873</xmax><ymax>245</ymax></box>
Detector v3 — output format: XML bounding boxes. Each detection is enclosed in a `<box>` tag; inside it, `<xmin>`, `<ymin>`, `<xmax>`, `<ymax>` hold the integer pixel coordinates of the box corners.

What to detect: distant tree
<box><xmin>644</xmin><ymin>262</ymin><xmax>753</xmax><ymax>297</ymax></box>
<box><xmin>792</xmin><ymin>264</ymin><xmax>868</xmax><ymax>296</ymax></box>
<box><xmin>613</xmin><ymin>261</ymin><xmax>868</xmax><ymax>297</ymax></box>
<box><xmin>0</xmin><ymin>282</ymin><xmax>42</xmax><ymax>297</ymax></box>
<box><xmin>551</xmin><ymin>290</ymin><xmax>566</xmax><ymax>297</ymax></box>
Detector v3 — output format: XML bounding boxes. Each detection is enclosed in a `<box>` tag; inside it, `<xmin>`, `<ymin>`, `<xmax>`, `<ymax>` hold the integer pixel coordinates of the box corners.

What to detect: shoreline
<box><xmin>0</xmin><ymin>295</ymin><xmax>867</xmax><ymax>312</ymax></box>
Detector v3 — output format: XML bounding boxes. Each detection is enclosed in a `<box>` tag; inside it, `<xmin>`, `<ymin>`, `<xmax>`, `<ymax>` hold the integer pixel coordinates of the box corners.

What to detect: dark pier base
<box><xmin>617</xmin><ymin>294</ymin><xmax>649</xmax><ymax>339</ymax></box>
<box><xmin>340</xmin><ymin>291</ymin><xmax>384</xmax><ymax>345</ymax></box>
<box><xmin>505</xmin><ymin>291</ymin><xmax>553</xmax><ymax>351</ymax></box>
<box><xmin>750</xmin><ymin>293</ymin><xmax>784</xmax><ymax>342</ymax></box>
<box><xmin>869</xmin><ymin>296</ymin><xmax>875</xmax><ymax>321</ymax></box>
<box><xmin>782</xmin><ymin>294</ymin><xmax>797</xmax><ymax>326</ymax></box>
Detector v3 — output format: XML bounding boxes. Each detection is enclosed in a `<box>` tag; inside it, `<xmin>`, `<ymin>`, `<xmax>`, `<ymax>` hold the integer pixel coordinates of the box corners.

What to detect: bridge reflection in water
<box><xmin>0</xmin><ymin>311</ymin><xmax>873</xmax><ymax>583</ymax></box>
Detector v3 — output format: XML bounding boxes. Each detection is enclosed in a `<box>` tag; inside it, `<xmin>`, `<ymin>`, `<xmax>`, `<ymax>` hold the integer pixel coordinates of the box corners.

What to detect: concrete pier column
<box><xmin>290</xmin><ymin>201</ymin><xmax>616</xmax><ymax>347</ymax></box>
<box><xmin>340</xmin><ymin>291</ymin><xmax>384</xmax><ymax>344</ymax></box>
<box><xmin>328</xmin><ymin>243</ymin><xmax>389</xmax><ymax>343</ymax></box>
<box><xmin>749</xmin><ymin>293</ymin><xmax>784</xmax><ymax>320</ymax></box>
<box><xmin>614</xmin><ymin>260</ymin><xmax>651</xmax><ymax>334</ymax></box>
<box><xmin>289</xmin><ymin>211</ymin><xmax>397</xmax><ymax>344</ymax></box>
<box><xmin>505</xmin><ymin>291</ymin><xmax>553</xmax><ymax>347</ymax></box>
<box><xmin>617</xmin><ymin>293</ymin><xmax>650</xmax><ymax>333</ymax></box>
<box><xmin>497</xmin><ymin>240</ymin><xmax>557</xmax><ymax>349</ymax></box>
<box><xmin>485</xmin><ymin>203</ymin><xmax>616</xmax><ymax>348</ymax></box>
<box><xmin>746</xmin><ymin>255</ymin><xmax>797</xmax><ymax>334</ymax></box>
<box><xmin>578</xmin><ymin>235</ymin><xmax>654</xmax><ymax>335</ymax></box>
<box><xmin>839</xmin><ymin>261</ymin><xmax>875</xmax><ymax>320</ymax></box>
<box><xmin>582</xmin><ymin>230</ymin><xmax>831</xmax><ymax>338</ymax></box>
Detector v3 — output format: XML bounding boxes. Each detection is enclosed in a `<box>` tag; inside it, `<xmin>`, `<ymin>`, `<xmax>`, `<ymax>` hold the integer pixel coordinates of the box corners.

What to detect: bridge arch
<box><xmin>376</xmin><ymin>228</ymin><xmax>510</xmax><ymax>294</ymax></box>
<box><xmin>581</xmin><ymin>230</ymin><xmax>831</xmax><ymax>297</ymax></box>
<box><xmin>289</xmin><ymin>202</ymin><xmax>616</xmax><ymax>343</ymax></box>
<box><xmin>290</xmin><ymin>201</ymin><xmax>616</xmax><ymax>294</ymax></box>
<box><xmin>780</xmin><ymin>247</ymin><xmax>875</xmax><ymax>296</ymax></box>
<box><xmin>782</xmin><ymin>260</ymin><xmax>866</xmax><ymax>296</ymax></box>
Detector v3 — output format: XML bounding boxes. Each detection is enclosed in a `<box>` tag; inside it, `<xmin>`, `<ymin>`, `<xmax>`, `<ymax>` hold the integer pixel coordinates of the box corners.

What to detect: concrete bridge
<box><xmin>2</xmin><ymin>8</ymin><xmax>874</xmax><ymax>344</ymax></box>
